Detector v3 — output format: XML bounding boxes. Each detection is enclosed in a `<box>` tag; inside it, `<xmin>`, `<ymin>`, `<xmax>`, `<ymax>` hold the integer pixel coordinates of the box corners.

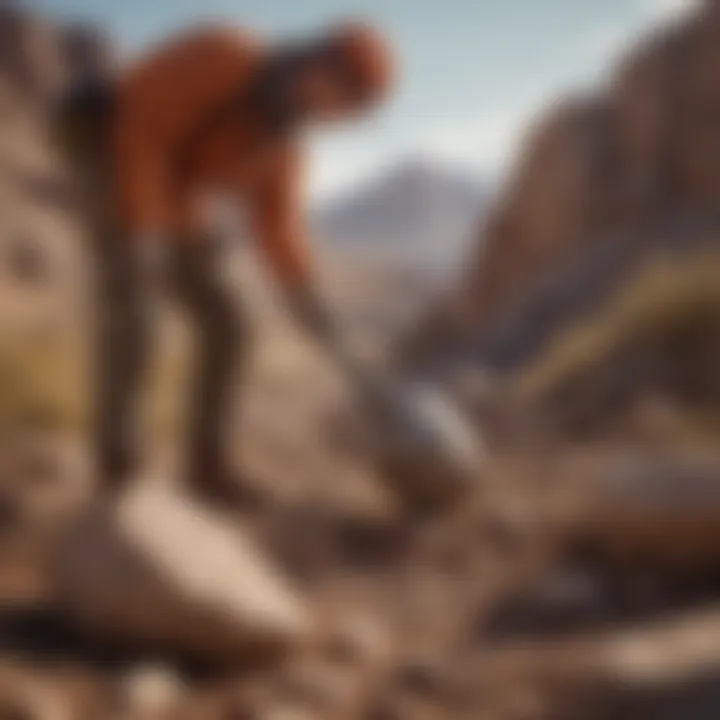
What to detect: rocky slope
<box><xmin>404</xmin><ymin>0</ymin><xmax>720</xmax><ymax>377</ymax></box>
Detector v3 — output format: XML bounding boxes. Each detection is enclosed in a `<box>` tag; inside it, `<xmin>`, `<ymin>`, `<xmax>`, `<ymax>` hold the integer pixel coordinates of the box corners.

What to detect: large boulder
<box><xmin>54</xmin><ymin>482</ymin><xmax>313</xmax><ymax>665</ymax></box>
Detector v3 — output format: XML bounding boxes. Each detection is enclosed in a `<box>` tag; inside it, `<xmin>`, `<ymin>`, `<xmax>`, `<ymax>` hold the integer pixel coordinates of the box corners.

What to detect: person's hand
<box><xmin>284</xmin><ymin>284</ymin><xmax>384</xmax><ymax>390</ymax></box>
<box><xmin>283</xmin><ymin>285</ymin><xmax>414</xmax><ymax>416</ymax></box>
<box><xmin>286</xmin><ymin>284</ymin><xmax>339</xmax><ymax>344</ymax></box>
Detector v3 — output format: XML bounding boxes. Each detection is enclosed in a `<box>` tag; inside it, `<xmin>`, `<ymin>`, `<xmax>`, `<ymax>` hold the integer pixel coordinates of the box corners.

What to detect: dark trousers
<box><xmin>90</xmin><ymin>225</ymin><xmax>249</xmax><ymax>494</ymax></box>
<box><xmin>56</xmin><ymin>89</ymin><xmax>248</xmax><ymax>496</ymax></box>
<box><xmin>61</xmin><ymin>117</ymin><xmax>247</xmax><ymax>496</ymax></box>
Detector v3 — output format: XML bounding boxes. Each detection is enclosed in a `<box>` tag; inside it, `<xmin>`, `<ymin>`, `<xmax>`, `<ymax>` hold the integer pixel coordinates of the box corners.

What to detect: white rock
<box><xmin>54</xmin><ymin>482</ymin><xmax>312</xmax><ymax>664</ymax></box>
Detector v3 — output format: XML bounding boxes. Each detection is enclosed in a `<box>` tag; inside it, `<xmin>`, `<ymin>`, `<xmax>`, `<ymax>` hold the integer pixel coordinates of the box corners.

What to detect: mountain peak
<box><xmin>313</xmin><ymin>158</ymin><xmax>489</xmax><ymax>278</ymax></box>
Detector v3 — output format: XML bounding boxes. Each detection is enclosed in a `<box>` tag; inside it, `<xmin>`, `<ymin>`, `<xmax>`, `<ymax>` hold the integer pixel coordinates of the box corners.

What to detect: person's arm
<box><xmin>248</xmin><ymin>146</ymin><xmax>410</xmax><ymax>417</ymax></box>
<box><xmin>248</xmin><ymin>146</ymin><xmax>340</xmax><ymax>345</ymax></box>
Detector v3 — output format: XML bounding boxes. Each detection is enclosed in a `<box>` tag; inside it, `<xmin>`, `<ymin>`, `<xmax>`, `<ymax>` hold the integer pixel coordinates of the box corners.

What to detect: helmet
<box><xmin>324</xmin><ymin>22</ymin><xmax>396</xmax><ymax>104</ymax></box>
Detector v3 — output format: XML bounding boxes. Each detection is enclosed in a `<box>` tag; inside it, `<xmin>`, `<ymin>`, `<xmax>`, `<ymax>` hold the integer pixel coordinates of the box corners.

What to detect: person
<box><xmin>57</xmin><ymin>21</ymin><xmax>395</xmax><ymax>506</ymax></box>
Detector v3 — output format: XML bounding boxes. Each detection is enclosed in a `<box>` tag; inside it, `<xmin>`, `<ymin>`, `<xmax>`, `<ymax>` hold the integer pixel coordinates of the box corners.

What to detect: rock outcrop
<box><xmin>405</xmin><ymin>0</ymin><xmax>720</xmax><ymax>375</ymax></box>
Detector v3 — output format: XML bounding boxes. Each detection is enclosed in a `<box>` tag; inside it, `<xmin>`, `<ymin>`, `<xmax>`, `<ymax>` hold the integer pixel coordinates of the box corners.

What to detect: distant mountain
<box><xmin>312</xmin><ymin>158</ymin><xmax>490</xmax><ymax>280</ymax></box>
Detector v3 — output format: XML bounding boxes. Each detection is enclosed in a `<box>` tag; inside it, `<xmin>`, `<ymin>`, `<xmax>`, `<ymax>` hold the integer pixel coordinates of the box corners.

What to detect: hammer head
<box><xmin>369</xmin><ymin>379</ymin><xmax>485</xmax><ymax>510</ymax></box>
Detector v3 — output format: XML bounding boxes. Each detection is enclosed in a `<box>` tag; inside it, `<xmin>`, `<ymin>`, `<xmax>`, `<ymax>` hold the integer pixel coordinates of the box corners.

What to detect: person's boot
<box><xmin>194</xmin><ymin>464</ymin><xmax>269</xmax><ymax>514</ymax></box>
<box><xmin>170</xmin><ymin>233</ymin><xmax>267</xmax><ymax>514</ymax></box>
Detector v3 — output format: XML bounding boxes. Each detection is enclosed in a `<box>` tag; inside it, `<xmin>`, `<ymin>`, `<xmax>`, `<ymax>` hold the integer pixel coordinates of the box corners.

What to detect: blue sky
<box><xmin>27</xmin><ymin>0</ymin><xmax>696</xmax><ymax>199</ymax></box>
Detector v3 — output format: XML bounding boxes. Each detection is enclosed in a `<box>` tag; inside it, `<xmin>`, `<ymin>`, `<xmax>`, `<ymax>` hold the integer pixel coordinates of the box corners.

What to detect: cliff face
<box><xmin>0</xmin><ymin>4</ymin><xmax>112</xmax><ymax>110</ymax></box>
<box><xmin>0</xmin><ymin>6</ymin><xmax>64</xmax><ymax>106</ymax></box>
<box><xmin>0</xmin><ymin>5</ymin><xmax>112</xmax><ymax>328</ymax></box>
<box><xmin>405</xmin><ymin>0</ymin><xmax>720</xmax><ymax>373</ymax></box>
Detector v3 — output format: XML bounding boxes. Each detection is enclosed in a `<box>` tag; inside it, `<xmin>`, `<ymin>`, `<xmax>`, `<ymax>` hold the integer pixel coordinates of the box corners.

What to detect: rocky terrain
<box><xmin>1</xmin><ymin>2</ymin><xmax>720</xmax><ymax>720</ymax></box>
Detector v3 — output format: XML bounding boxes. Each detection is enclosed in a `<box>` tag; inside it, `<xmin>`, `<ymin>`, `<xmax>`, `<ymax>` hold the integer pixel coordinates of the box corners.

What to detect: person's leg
<box><xmin>55</xmin><ymin>78</ymin><xmax>154</xmax><ymax>494</ymax></box>
<box><xmin>91</xmin><ymin>224</ymin><xmax>154</xmax><ymax>492</ymax></box>
<box><xmin>170</xmin><ymin>237</ymin><xmax>253</xmax><ymax>506</ymax></box>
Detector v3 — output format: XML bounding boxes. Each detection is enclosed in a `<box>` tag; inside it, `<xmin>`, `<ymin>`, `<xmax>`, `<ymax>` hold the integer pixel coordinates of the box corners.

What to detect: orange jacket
<box><xmin>112</xmin><ymin>27</ymin><xmax>310</xmax><ymax>288</ymax></box>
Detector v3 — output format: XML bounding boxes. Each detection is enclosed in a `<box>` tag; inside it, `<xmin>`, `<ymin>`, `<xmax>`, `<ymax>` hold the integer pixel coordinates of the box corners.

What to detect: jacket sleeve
<box><xmin>248</xmin><ymin>146</ymin><xmax>313</xmax><ymax>289</ymax></box>
<box><xmin>112</xmin><ymin>114</ymin><xmax>169</xmax><ymax>236</ymax></box>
